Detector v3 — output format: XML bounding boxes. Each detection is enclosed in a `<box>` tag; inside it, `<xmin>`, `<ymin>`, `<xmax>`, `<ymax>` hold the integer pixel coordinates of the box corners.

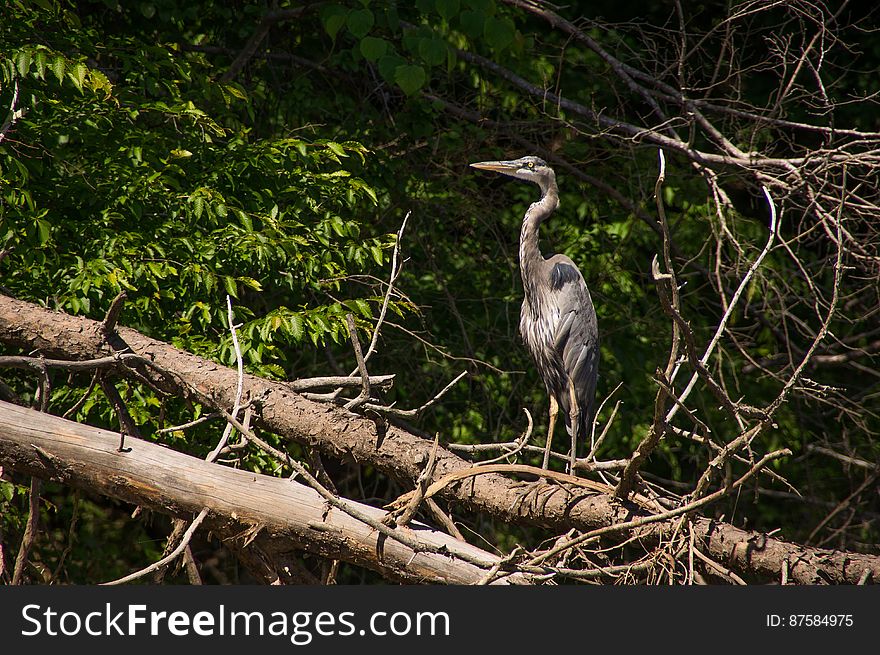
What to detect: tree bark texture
<box><xmin>0</xmin><ymin>399</ymin><xmax>525</xmax><ymax>584</ymax></box>
<box><xmin>0</xmin><ymin>293</ymin><xmax>877</xmax><ymax>584</ymax></box>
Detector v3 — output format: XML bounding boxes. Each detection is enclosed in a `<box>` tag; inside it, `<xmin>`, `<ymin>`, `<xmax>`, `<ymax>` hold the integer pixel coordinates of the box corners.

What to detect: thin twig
<box><xmin>391</xmin><ymin>434</ymin><xmax>441</xmax><ymax>527</ymax></box>
<box><xmin>363</xmin><ymin>211</ymin><xmax>410</xmax><ymax>364</ymax></box>
<box><xmin>62</xmin><ymin>371</ymin><xmax>100</xmax><ymax>419</ymax></box>
<box><xmin>587</xmin><ymin>381</ymin><xmax>623</xmax><ymax>460</ymax></box>
<box><xmin>206</xmin><ymin>296</ymin><xmax>246</xmax><ymax>462</ymax></box>
<box><xmin>528</xmin><ymin>448</ymin><xmax>791</xmax><ymax>567</ymax></box>
<box><xmin>11</xmin><ymin>476</ymin><xmax>42</xmax><ymax>585</ymax></box>
<box><xmin>0</xmin><ymin>78</ymin><xmax>22</xmax><ymax>145</ymax></box>
<box><xmin>49</xmin><ymin>489</ymin><xmax>80</xmax><ymax>583</ymax></box>
<box><xmin>0</xmin><ymin>351</ymin><xmax>148</xmax><ymax>372</ymax></box>
<box><xmin>666</xmin><ymin>186</ymin><xmax>778</xmax><ymax>422</ymax></box>
<box><xmin>424</xmin><ymin>498</ymin><xmax>466</xmax><ymax>541</ymax></box>
<box><xmin>153</xmin><ymin>296</ymin><xmax>247</xmax><ymax>584</ymax></box>
<box><xmin>99</xmin><ymin>374</ymin><xmax>140</xmax><ymax>452</ymax></box>
<box><xmin>103</xmin><ymin>508</ymin><xmax>210</xmax><ymax>585</ymax></box>
<box><xmin>361</xmin><ymin>370</ymin><xmax>467</xmax><ymax>418</ymax></box>
<box><xmin>476</xmin><ymin>408</ymin><xmax>533</xmax><ymax>466</ymax></box>
<box><xmin>691</xmin><ymin>546</ymin><xmax>747</xmax><ymax>585</ymax></box>
<box><xmin>806</xmin><ymin>445</ymin><xmax>877</xmax><ymax>471</ymax></box>
<box><xmin>288</xmin><ymin>374</ymin><xmax>394</xmax><ymax>392</ymax></box>
<box><xmin>320</xmin><ymin>212</ymin><xmax>411</xmax><ymax>404</ymax></box>
<box><xmin>156</xmin><ymin>411</ymin><xmax>222</xmax><ymax>434</ymax></box>
<box><xmin>102</xmin><ymin>292</ymin><xmax>127</xmax><ymax>334</ymax></box>
<box><xmin>343</xmin><ymin>313</ymin><xmax>370</xmax><ymax>411</ymax></box>
<box><xmin>449</xmin><ymin>440</ymin><xmax>626</xmax><ymax>472</ymax></box>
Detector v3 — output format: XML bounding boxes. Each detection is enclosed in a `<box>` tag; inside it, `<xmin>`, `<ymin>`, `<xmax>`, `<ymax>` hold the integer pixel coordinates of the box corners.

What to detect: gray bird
<box><xmin>470</xmin><ymin>156</ymin><xmax>599</xmax><ymax>473</ymax></box>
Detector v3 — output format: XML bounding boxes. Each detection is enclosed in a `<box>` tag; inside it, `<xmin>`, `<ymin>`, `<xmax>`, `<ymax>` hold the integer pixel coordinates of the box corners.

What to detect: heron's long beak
<box><xmin>469</xmin><ymin>160</ymin><xmax>519</xmax><ymax>175</ymax></box>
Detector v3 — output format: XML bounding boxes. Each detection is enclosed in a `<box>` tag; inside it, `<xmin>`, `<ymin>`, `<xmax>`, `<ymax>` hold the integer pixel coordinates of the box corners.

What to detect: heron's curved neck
<box><xmin>520</xmin><ymin>179</ymin><xmax>559</xmax><ymax>294</ymax></box>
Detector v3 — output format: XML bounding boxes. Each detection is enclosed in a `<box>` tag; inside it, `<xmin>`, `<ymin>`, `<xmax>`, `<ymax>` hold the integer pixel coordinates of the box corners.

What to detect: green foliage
<box><xmin>0</xmin><ymin>1</ymin><xmax>404</xmax><ymax>376</ymax></box>
<box><xmin>0</xmin><ymin>1</ymin><xmax>413</xmax><ymax>580</ymax></box>
<box><xmin>1</xmin><ymin>0</ymin><xmax>878</xmax><ymax>582</ymax></box>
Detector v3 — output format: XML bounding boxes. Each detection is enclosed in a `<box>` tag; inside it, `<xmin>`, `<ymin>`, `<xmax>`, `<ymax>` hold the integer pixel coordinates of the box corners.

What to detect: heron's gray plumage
<box><xmin>470</xmin><ymin>155</ymin><xmax>599</xmax><ymax>469</ymax></box>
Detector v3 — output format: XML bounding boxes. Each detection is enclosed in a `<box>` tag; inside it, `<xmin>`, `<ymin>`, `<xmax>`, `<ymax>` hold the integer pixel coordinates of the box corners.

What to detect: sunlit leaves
<box><xmin>6</xmin><ymin>45</ymin><xmax>114</xmax><ymax>97</ymax></box>
<box><xmin>68</xmin><ymin>61</ymin><xmax>87</xmax><ymax>92</ymax></box>
<box><xmin>51</xmin><ymin>53</ymin><xmax>65</xmax><ymax>82</ymax></box>
<box><xmin>0</xmin><ymin>4</ymin><xmax>405</xmax><ymax>370</ymax></box>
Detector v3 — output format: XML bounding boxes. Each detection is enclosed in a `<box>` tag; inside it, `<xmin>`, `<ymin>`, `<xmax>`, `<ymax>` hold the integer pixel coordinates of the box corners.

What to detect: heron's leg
<box><xmin>542</xmin><ymin>395</ymin><xmax>558</xmax><ymax>470</ymax></box>
<box><xmin>567</xmin><ymin>379</ymin><xmax>580</xmax><ymax>475</ymax></box>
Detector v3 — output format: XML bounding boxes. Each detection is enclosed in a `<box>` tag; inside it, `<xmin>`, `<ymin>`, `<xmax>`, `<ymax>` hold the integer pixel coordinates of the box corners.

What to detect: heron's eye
<box><xmin>527</xmin><ymin>162</ymin><xmax>535</xmax><ymax>169</ymax></box>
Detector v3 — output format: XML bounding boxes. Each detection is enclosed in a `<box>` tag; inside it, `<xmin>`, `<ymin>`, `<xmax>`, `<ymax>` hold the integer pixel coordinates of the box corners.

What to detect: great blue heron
<box><xmin>470</xmin><ymin>156</ymin><xmax>599</xmax><ymax>474</ymax></box>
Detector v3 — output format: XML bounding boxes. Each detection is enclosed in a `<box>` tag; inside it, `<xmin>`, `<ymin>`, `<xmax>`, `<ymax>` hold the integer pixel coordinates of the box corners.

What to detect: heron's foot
<box><xmin>510</xmin><ymin>477</ymin><xmax>564</xmax><ymax>515</ymax></box>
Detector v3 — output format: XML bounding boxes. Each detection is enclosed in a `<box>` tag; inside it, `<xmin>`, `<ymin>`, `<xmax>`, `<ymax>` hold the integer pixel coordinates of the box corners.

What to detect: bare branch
<box><xmin>11</xmin><ymin>476</ymin><xmax>41</xmax><ymax>585</ymax></box>
<box><xmin>103</xmin><ymin>508</ymin><xmax>210</xmax><ymax>585</ymax></box>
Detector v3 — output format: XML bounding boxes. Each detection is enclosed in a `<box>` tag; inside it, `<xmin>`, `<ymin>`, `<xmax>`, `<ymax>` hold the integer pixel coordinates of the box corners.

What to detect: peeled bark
<box><xmin>0</xmin><ymin>400</ymin><xmax>525</xmax><ymax>584</ymax></box>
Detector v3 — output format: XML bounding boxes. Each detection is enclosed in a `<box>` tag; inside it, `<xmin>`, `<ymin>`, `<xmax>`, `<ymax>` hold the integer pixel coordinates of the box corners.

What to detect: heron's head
<box><xmin>470</xmin><ymin>156</ymin><xmax>556</xmax><ymax>194</ymax></box>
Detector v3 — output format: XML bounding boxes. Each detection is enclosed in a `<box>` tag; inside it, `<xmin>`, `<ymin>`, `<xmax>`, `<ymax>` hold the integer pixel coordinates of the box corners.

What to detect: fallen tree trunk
<box><xmin>0</xmin><ymin>400</ymin><xmax>524</xmax><ymax>585</ymax></box>
<box><xmin>0</xmin><ymin>293</ymin><xmax>877</xmax><ymax>584</ymax></box>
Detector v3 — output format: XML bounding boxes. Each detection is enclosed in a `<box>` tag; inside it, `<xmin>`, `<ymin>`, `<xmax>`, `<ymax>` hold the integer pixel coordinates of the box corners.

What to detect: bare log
<box><xmin>0</xmin><ymin>293</ymin><xmax>877</xmax><ymax>584</ymax></box>
<box><xmin>0</xmin><ymin>399</ymin><xmax>528</xmax><ymax>585</ymax></box>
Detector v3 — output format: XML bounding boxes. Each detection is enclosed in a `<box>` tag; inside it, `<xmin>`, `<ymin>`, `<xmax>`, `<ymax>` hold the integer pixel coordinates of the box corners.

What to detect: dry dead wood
<box><xmin>0</xmin><ymin>399</ymin><xmax>530</xmax><ymax>585</ymax></box>
<box><xmin>0</xmin><ymin>292</ymin><xmax>877</xmax><ymax>584</ymax></box>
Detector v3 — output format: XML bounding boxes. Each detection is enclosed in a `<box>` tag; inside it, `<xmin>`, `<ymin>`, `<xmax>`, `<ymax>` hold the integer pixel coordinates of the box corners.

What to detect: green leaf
<box><xmin>346</xmin><ymin>8</ymin><xmax>374</xmax><ymax>39</ymax></box>
<box><xmin>16</xmin><ymin>49</ymin><xmax>32</xmax><ymax>77</ymax></box>
<box><xmin>239</xmin><ymin>276</ymin><xmax>262</xmax><ymax>290</ymax></box>
<box><xmin>435</xmin><ymin>0</ymin><xmax>460</xmax><ymax>20</ymax></box>
<box><xmin>87</xmin><ymin>68</ymin><xmax>113</xmax><ymax>96</ymax></box>
<box><xmin>0</xmin><ymin>480</ymin><xmax>13</xmax><ymax>502</ymax></box>
<box><xmin>289</xmin><ymin>314</ymin><xmax>304</xmax><ymax>341</ymax></box>
<box><xmin>223</xmin><ymin>275</ymin><xmax>238</xmax><ymax>298</ymax></box>
<box><xmin>458</xmin><ymin>10</ymin><xmax>484</xmax><ymax>38</ymax></box>
<box><xmin>325</xmin><ymin>141</ymin><xmax>348</xmax><ymax>158</ymax></box>
<box><xmin>418</xmin><ymin>38</ymin><xmax>447</xmax><ymax>66</ymax></box>
<box><xmin>69</xmin><ymin>62</ymin><xmax>88</xmax><ymax>92</ymax></box>
<box><xmin>36</xmin><ymin>219</ymin><xmax>51</xmax><ymax>244</ymax></box>
<box><xmin>359</xmin><ymin>36</ymin><xmax>389</xmax><ymax>62</ymax></box>
<box><xmin>224</xmin><ymin>84</ymin><xmax>248</xmax><ymax>101</ymax></box>
<box><xmin>394</xmin><ymin>64</ymin><xmax>426</xmax><ymax>95</ymax></box>
<box><xmin>353</xmin><ymin>298</ymin><xmax>372</xmax><ymax>318</ymax></box>
<box><xmin>192</xmin><ymin>195</ymin><xmax>204</xmax><ymax>219</ymax></box>
<box><xmin>237</xmin><ymin>210</ymin><xmax>253</xmax><ymax>231</ymax></box>
<box><xmin>51</xmin><ymin>55</ymin><xmax>65</xmax><ymax>83</ymax></box>
<box><xmin>377</xmin><ymin>54</ymin><xmax>407</xmax><ymax>83</ymax></box>
<box><xmin>34</xmin><ymin>50</ymin><xmax>47</xmax><ymax>79</ymax></box>
<box><xmin>320</xmin><ymin>5</ymin><xmax>348</xmax><ymax>39</ymax></box>
<box><xmin>484</xmin><ymin>16</ymin><xmax>515</xmax><ymax>51</ymax></box>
